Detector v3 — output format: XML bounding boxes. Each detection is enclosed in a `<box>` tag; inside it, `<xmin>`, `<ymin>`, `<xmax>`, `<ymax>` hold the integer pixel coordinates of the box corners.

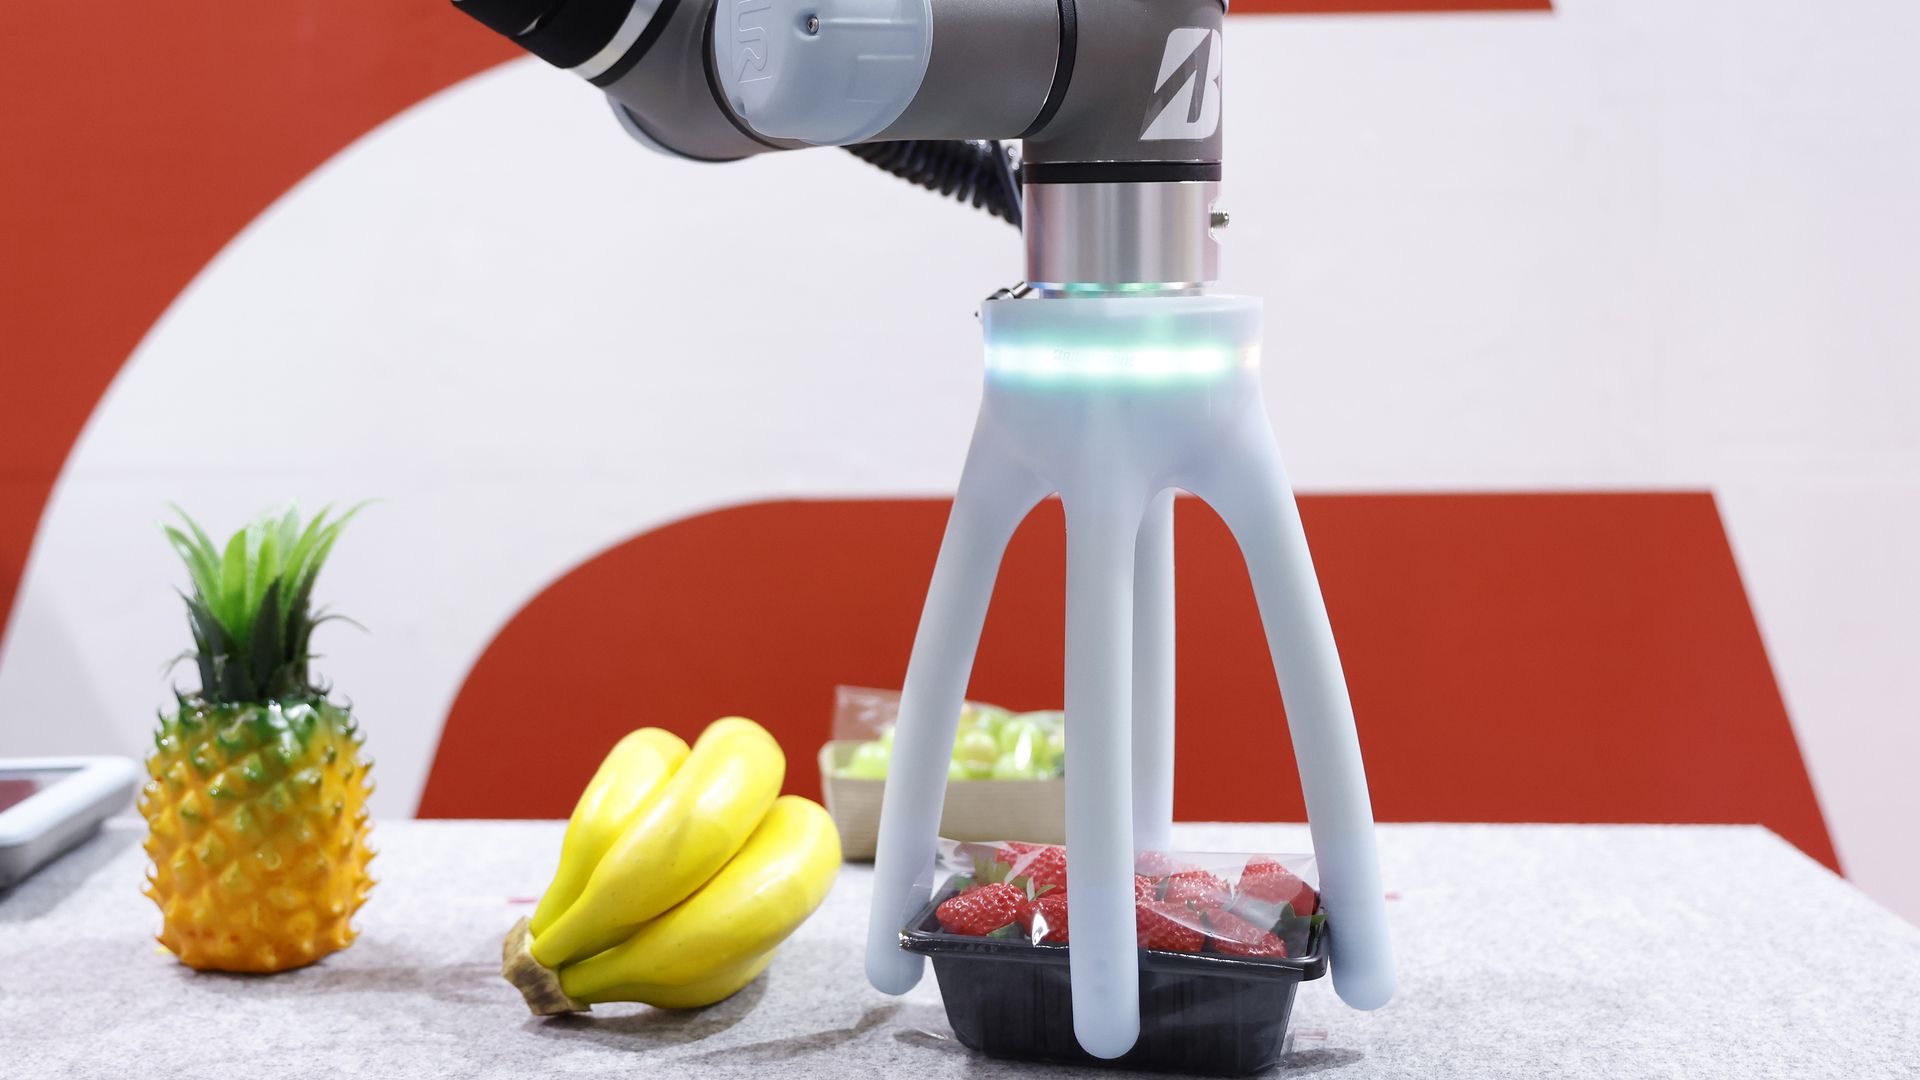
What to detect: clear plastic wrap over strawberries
<box><xmin>929</xmin><ymin>840</ymin><xmax>1324</xmax><ymax>960</ymax></box>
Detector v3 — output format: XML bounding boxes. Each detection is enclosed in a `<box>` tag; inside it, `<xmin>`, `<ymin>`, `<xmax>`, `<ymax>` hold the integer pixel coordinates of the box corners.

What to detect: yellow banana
<box><xmin>570</xmin><ymin>949</ymin><xmax>778</xmax><ymax>1009</ymax></box>
<box><xmin>559</xmin><ymin>795</ymin><xmax>840</xmax><ymax>997</ymax></box>
<box><xmin>530</xmin><ymin>728</ymin><xmax>690</xmax><ymax>936</ymax></box>
<box><xmin>532</xmin><ymin>716</ymin><xmax>785</xmax><ymax>967</ymax></box>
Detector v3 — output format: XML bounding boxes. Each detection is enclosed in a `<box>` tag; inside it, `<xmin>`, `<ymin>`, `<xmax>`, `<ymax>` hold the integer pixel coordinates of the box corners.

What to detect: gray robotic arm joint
<box><xmin>453</xmin><ymin>0</ymin><xmax>1225</xmax><ymax>287</ymax></box>
<box><xmin>711</xmin><ymin>0</ymin><xmax>1226</xmax><ymax>165</ymax></box>
<box><xmin>456</xmin><ymin>0</ymin><xmax>1223</xmax><ymax>164</ymax></box>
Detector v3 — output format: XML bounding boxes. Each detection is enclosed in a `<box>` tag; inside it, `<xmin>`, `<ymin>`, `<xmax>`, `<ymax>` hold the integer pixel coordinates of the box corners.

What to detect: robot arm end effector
<box><xmin>453</xmin><ymin>0</ymin><xmax>1397</xmax><ymax>1028</ymax></box>
<box><xmin>454</xmin><ymin>0</ymin><xmax>1226</xmax><ymax>288</ymax></box>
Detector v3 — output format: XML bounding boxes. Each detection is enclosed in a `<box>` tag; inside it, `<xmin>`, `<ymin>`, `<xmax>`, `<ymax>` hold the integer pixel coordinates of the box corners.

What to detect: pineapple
<box><xmin>139</xmin><ymin>505</ymin><xmax>375</xmax><ymax>973</ymax></box>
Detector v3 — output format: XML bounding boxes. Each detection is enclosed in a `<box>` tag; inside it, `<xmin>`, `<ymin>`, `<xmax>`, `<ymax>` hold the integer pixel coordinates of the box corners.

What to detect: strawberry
<box><xmin>1163</xmin><ymin>869</ymin><xmax>1232</xmax><ymax>912</ymax></box>
<box><xmin>1135</xmin><ymin>874</ymin><xmax>1160</xmax><ymax>903</ymax></box>
<box><xmin>936</xmin><ymin>883</ymin><xmax>1028</xmax><ymax>936</ymax></box>
<box><xmin>1023</xmin><ymin>892</ymin><xmax>1070</xmax><ymax>943</ymax></box>
<box><xmin>1135</xmin><ymin>900</ymin><xmax>1205</xmax><ymax>953</ymax></box>
<box><xmin>1006</xmin><ymin>842</ymin><xmax>1069</xmax><ymax>893</ymax></box>
<box><xmin>1236</xmin><ymin>857</ymin><xmax>1317</xmax><ymax>916</ymax></box>
<box><xmin>1205</xmin><ymin>910</ymin><xmax>1290</xmax><ymax>958</ymax></box>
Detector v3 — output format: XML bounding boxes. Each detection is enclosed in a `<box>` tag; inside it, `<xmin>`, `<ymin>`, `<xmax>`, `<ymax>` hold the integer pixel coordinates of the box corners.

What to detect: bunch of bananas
<box><xmin>501</xmin><ymin>717</ymin><xmax>841</xmax><ymax>1013</ymax></box>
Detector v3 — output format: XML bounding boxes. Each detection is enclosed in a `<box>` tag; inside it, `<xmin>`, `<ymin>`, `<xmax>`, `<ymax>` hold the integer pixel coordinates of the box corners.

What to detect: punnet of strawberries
<box><xmin>930</xmin><ymin>840</ymin><xmax>1324</xmax><ymax>960</ymax></box>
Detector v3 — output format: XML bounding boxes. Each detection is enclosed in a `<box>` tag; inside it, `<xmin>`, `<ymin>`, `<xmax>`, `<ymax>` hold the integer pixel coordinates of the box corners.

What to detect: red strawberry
<box><xmin>936</xmin><ymin>883</ymin><xmax>1028</xmax><ymax>936</ymax></box>
<box><xmin>1236</xmin><ymin>857</ymin><xmax>1316</xmax><ymax>916</ymax></box>
<box><xmin>1135</xmin><ymin>874</ymin><xmax>1160</xmax><ymax>903</ymax></box>
<box><xmin>1163</xmin><ymin>869</ymin><xmax>1232</xmax><ymax>912</ymax></box>
<box><xmin>1024</xmin><ymin>892</ymin><xmax>1070</xmax><ymax>943</ymax></box>
<box><xmin>1006</xmin><ymin>842</ymin><xmax>1069</xmax><ymax>893</ymax></box>
<box><xmin>1206</xmin><ymin>910</ymin><xmax>1290</xmax><ymax>958</ymax></box>
<box><xmin>1135</xmin><ymin>900</ymin><xmax>1205</xmax><ymax>953</ymax></box>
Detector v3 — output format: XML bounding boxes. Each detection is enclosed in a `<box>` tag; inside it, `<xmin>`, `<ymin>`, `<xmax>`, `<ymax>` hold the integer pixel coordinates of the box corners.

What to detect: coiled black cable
<box><xmin>843</xmin><ymin>140</ymin><xmax>1024</xmax><ymax>228</ymax></box>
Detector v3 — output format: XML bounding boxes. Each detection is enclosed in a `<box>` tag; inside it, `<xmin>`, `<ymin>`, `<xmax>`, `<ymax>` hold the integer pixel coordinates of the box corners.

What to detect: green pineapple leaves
<box><xmin>165</xmin><ymin>503</ymin><xmax>366</xmax><ymax>704</ymax></box>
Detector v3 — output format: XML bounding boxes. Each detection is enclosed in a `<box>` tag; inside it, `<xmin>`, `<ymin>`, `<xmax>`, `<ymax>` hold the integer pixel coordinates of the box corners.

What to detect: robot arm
<box><xmin>454</xmin><ymin>0</ymin><xmax>1223</xmax><ymax>281</ymax></box>
<box><xmin>454</xmin><ymin>0</ymin><xmax>805</xmax><ymax>162</ymax></box>
<box><xmin>453</xmin><ymin>0</ymin><xmax>1397</xmax><ymax>1050</ymax></box>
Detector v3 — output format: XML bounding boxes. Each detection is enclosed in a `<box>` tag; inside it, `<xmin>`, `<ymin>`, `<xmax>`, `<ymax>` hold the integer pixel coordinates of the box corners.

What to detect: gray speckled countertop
<box><xmin>2</xmin><ymin>821</ymin><xmax>1916</xmax><ymax>1079</ymax></box>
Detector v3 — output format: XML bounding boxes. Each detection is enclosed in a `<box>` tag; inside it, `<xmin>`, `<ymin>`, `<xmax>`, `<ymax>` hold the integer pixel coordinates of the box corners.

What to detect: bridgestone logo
<box><xmin>1140</xmin><ymin>28</ymin><xmax>1223</xmax><ymax>141</ymax></box>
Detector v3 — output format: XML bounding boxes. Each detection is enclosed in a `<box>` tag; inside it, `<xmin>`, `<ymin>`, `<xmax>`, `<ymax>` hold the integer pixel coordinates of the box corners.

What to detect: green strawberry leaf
<box><xmin>1274</xmin><ymin>902</ymin><xmax>1320</xmax><ymax>956</ymax></box>
<box><xmin>969</xmin><ymin>851</ymin><xmax>1016</xmax><ymax>885</ymax></box>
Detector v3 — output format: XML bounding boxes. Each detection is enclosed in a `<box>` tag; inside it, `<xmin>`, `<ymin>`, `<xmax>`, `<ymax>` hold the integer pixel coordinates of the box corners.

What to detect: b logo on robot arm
<box><xmin>1140</xmin><ymin>28</ymin><xmax>1223</xmax><ymax>141</ymax></box>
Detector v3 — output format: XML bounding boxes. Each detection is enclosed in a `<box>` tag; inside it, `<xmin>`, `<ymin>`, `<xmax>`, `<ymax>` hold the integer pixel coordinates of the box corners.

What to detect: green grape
<box><xmin>953</xmin><ymin>729</ymin><xmax>1000</xmax><ymax>776</ymax></box>
<box><xmin>997</xmin><ymin>718</ymin><xmax>1040</xmax><ymax>756</ymax></box>
<box><xmin>1019</xmin><ymin>710</ymin><xmax>1064</xmax><ymax>731</ymax></box>
<box><xmin>960</xmin><ymin>704</ymin><xmax>1012</xmax><ymax>739</ymax></box>
<box><xmin>991</xmin><ymin>751</ymin><xmax>1043</xmax><ymax>780</ymax></box>
<box><xmin>948</xmin><ymin>758</ymin><xmax>969</xmax><ymax>781</ymax></box>
<box><xmin>839</xmin><ymin>739</ymin><xmax>892</xmax><ymax>780</ymax></box>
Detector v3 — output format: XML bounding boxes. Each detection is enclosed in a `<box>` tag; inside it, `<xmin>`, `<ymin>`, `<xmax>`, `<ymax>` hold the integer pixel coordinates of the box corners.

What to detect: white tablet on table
<box><xmin>0</xmin><ymin>757</ymin><xmax>141</xmax><ymax>889</ymax></box>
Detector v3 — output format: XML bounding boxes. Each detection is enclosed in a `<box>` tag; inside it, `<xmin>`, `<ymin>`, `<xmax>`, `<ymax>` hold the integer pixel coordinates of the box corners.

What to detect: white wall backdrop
<box><xmin>3</xmin><ymin>0</ymin><xmax>1916</xmax><ymax>919</ymax></box>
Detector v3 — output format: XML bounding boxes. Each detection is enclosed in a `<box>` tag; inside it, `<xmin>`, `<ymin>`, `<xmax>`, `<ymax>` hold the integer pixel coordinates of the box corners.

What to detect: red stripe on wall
<box><xmin>0</xmin><ymin>3</ymin><xmax>514</xmax><ymax>643</ymax></box>
<box><xmin>425</xmin><ymin>493</ymin><xmax>1836</xmax><ymax>870</ymax></box>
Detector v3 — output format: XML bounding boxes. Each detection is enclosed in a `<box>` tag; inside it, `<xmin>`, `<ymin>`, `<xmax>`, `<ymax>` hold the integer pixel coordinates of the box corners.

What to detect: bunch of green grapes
<box><xmin>837</xmin><ymin>704</ymin><xmax>1065</xmax><ymax>781</ymax></box>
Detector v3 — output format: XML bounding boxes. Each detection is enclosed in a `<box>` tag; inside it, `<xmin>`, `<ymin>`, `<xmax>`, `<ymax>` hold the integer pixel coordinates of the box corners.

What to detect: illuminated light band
<box><xmin>984</xmin><ymin>343</ymin><xmax>1258</xmax><ymax>384</ymax></box>
<box><xmin>981</xmin><ymin>294</ymin><xmax>1264</xmax><ymax>386</ymax></box>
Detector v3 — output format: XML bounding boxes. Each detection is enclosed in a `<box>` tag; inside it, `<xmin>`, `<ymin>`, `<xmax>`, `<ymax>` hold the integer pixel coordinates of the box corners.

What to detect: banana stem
<box><xmin>501</xmin><ymin>916</ymin><xmax>589</xmax><ymax>1016</ymax></box>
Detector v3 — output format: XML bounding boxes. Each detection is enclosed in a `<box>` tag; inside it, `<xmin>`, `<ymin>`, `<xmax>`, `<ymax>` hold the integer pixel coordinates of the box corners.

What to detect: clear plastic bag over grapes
<box><xmin>832</xmin><ymin>685</ymin><xmax>1065</xmax><ymax>781</ymax></box>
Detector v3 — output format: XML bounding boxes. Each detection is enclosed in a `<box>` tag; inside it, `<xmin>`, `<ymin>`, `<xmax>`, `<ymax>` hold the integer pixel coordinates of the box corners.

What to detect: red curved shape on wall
<box><xmin>425</xmin><ymin>493</ymin><xmax>1837</xmax><ymax>871</ymax></box>
<box><xmin>0</xmin><ymin>3</ymin><xmax>515</xmax><ymax>639</ymax></box>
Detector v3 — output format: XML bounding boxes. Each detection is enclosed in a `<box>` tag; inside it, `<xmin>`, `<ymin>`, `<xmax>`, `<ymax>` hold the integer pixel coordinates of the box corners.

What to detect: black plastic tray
<box><xmin>900</xmin><ymin>878</ymin><xmax>1328</xmax><ymax>1075</ymax></box>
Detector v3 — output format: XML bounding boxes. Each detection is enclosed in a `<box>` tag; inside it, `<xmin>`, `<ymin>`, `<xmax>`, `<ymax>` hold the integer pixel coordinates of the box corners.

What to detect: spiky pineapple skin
<box><xmin>140</xmin><ymin>698</ymin><xmax>374</xmax><ymax>973</ymax></box>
